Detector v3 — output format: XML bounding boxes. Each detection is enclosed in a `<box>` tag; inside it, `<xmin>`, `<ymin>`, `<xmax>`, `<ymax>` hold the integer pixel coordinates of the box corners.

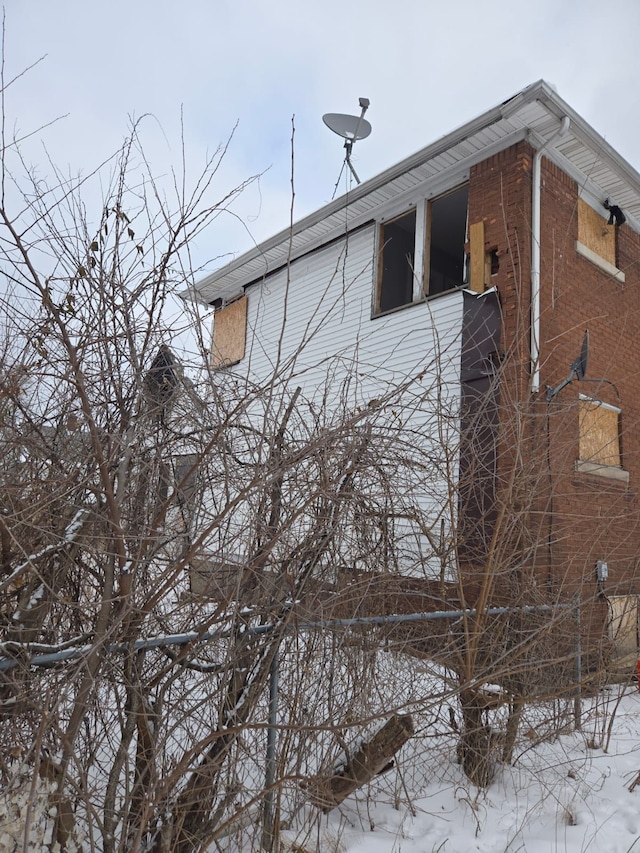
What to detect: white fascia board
<box><xmin>528</xmin><ymin>89</ymin><xmax>640</xmax><ymax>231</ymax></box>
<box><xmin>186</xmin><ymin>129</ymin><xmax>528</xmax><ymax>305</ymax></box>
<box><xmin>187</xmin><ymin>80</ymin><xmax>640</xmax><ymax>305</ymax></box>
<box><xmin>555</xmin><ymin>147</ymin><xmax>640</xmax><ymax>234</ymax></box>
<box><xmin>536</xmin><ymin>83</ymin><xmax>640</xmax><ymax>197</ymax></box>
<box><xmin>185</xmin><ymin>85</ymin><xmax>552</xmax><ymax>305</ymax></box>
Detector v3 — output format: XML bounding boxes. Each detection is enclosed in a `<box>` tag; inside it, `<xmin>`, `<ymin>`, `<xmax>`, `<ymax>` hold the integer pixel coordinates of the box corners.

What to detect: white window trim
<box><xmin>575</xmin><ymin>241</ymin><xmax>625</xmax><ymax>283</ymax></box>
<box><xmin>578</xmin><ymin>393</ymin><xmax>621</xmax><ymax>414</ymax></box>
<box><xmin>413</xmin><ymin>200</ymin><xmax>427</xmax><ymax>303</ymax></box>
<box><xmin>576</xmin><ymin>394</ymin><xmax>627</xmax><ymax>481</ymax></box>
<box><xmin>574</xmin><ymin>460</ymin><xmax>629</xmax><ymax>482</ymax></box>
<box><xmin>374</xmin><ymin>181</ymin><xmax>469</xmax><ymax>316</ymax></box>
<box><xmin>373</xmin><ymin>205</ymin><xmax>425</xmax><ymax>317</ymax></box>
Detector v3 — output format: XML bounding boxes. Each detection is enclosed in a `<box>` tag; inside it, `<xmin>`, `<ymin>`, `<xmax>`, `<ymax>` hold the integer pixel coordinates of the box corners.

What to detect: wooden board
<box><xmin>211</xmin><ymin>295</ymin><xmax>248</xmax><ymax>368</ymax></box>
<box><xmin>307</xmin><ymin>714</ymin><xmax>414</xmax><ymax>812</ymax></box>
<box><xmin>579</xmin><ymin>400</ymin><xmax>620</xmax><ymax>467</ymax></box>
<box><xmin>608</xmin><ymin>595</ymin><xmax>638</xmax><ymax>673</ymax></box>
<box><xmin>469</xmin><ymin>221</ymin><xmax>486</xmax><ymax>294</ymax></box>
<box><xmin>578</xmin><ymin>198</ymin><xmax>616</xmax><ymax>268</ymax></box>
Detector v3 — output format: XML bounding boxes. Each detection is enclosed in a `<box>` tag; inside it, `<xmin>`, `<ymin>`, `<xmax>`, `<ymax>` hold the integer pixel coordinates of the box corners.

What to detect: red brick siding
<box><xmin>464</xmin><ymin>145</ymin><xmax>640</xmax><ymax>600</ymax></box>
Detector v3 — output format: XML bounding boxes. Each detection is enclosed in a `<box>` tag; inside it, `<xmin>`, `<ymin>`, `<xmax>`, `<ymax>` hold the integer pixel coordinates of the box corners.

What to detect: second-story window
<box><xmin>375</xmin><ymin>184</ymin><xmax>469</xmax><ymax>315</ymax></box>
<box><xmin>427</xmin><ymin>185</ymin><xmax>469</xmax><ymax>296</ymax></box>
<box><xmin>377</xmin><ymin>209</ymin><xmax>417</xmax><ymax>313</ymax></box>
<box><xmin>575</xmin><ymin>197</ymin><xmax>625</xmax><ymax>283</ymax></box>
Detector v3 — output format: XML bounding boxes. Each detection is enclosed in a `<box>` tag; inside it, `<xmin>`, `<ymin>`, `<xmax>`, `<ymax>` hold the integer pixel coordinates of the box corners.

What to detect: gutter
<box><xmin>530</xmin><ymin>115</ymin><xmax>570</xmax><ymax>393</ymax></box>
<box><xmin>189</xmin><ymin>81</ymin><xmax>552</xmax><ymax>303</ymax></box>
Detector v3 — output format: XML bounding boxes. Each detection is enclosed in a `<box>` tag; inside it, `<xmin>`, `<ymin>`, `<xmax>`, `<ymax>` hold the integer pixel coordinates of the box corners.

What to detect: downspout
<box><xmin>530</xmin><ymin>115</ymin><xmax>570</xmax><ymax>392</ymax></box>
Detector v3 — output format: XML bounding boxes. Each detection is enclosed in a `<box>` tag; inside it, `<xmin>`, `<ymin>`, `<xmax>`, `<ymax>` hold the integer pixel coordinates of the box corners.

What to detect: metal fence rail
<box><xmin>0</xmin><ymin>602</ymin><xmax>572</xmax><ymax>672</ymax></box>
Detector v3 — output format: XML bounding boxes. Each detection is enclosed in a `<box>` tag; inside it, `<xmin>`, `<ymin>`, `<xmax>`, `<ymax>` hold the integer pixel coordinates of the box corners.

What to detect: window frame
<box><xmin>210</xmin><ymin>294</ymin><xmax>248</xmax><ymax>368</ymax></box>
<box><xmin>373</xmin><ymin>183</ymin><xmax>470</xmax><ymax>318</ymax></box>
<box><xmin>575</xmin><ymin>195</ymin><xmax>625</xmax><ymax>283</ymax></box>
<box><xmin>374</xmin><ymin>206</ymin><xmax>423</xmax><ymax>316</ymax></box>
<box><xmin>424</xmin><ymin>184</ymin><xmax>469</xmax><ymax>298</ymax></box>
<box><xmin>575</xmin><ymin>393</ymin><xmax>628</xmax><ymax>482</ymax></box>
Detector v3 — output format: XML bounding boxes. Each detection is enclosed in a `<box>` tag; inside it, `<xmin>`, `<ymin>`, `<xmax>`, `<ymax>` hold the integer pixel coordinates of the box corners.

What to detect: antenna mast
<box><xmin>323</xmin><ymin>98</ymin><xmax>371</xmax><ymax>186</ymax></box>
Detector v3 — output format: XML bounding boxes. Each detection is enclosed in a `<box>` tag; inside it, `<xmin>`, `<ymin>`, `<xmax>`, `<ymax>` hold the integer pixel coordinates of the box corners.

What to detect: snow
<box><xmin>63</xmin><ymin>506</ymin><xmax>90</xmax><ymax>541</ymax></box>
<box><xmin>0</xmin><ymin>506</ymin><xmax>91</xmax><ymax>593</ymax></box>
<box><xmin>282</xmin><ymin>688</ymin><xmax>640</xmax><ymax>853</ymax></box>
<box><xmin>0</xmin><ymin>763</ymin><xmax>84</xmax><ymax>851</ymax></box>
<box><xmin>25</xmin><ymin>583</ymin><xmax>44</xmax><ymax>609</ymax></box>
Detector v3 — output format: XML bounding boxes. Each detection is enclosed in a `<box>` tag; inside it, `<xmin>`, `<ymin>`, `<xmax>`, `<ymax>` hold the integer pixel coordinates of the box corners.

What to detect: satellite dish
<box><xmin>323</xmin><ymin>97</ymin><xmax>371</xmax><ymax>187</ymax></box>
<box><xmin>546</xmin><ymin>330</ymin><xmax>589</xmax><ymax>401</ymax></box>
<box><xmin>322</xmin><ymin>113</ymin><xmax>372</xmax><ymax>141</ymax></box>
<box><xmin>571</xmin><ymin>329</ymin><xmax>589</xmax><ymax>380</ymax></box>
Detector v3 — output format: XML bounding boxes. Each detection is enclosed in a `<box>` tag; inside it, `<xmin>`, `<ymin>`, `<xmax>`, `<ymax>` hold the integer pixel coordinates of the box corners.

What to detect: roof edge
<box><xmin>187</xmin><ymin>80</ymin><xmax>640</xmax><ymax>303</ymax></box>
<box><xmin>188</xmin><ymin>81</ymin><xmax>551</xmax><ymax>301</ymax></box>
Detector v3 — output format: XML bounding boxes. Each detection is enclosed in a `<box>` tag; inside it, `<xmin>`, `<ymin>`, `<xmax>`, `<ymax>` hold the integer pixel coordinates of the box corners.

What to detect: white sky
<box><xmin>7</xmin><ymin>0</ymin><xmax>640</xmax><ymax>284</ymax></box>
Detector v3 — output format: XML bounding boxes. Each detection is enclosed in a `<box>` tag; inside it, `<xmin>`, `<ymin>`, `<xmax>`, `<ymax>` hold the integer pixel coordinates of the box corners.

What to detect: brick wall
<box><xmin>463</xmin><ymin>144</ymin><xmax>640</xmax><ymax>604</ymax></box>
<box><xmin>537</xmin><ymin>157</ymin><xmax>640</xmax><ymax>597</ymax></box>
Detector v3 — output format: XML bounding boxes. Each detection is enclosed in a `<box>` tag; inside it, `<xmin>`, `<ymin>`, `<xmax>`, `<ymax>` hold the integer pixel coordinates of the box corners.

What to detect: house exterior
<box><xmin>188</xmin><ymin>81</ymin><xmax>640</xmax><ymax>659</ymax></box>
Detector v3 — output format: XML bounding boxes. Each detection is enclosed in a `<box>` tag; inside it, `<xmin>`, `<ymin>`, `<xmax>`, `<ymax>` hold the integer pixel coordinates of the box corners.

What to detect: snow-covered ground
<box><xmin>283</xmin><ymin>686</ymin><xmax>640</xmax><ymax>853</ymax></box>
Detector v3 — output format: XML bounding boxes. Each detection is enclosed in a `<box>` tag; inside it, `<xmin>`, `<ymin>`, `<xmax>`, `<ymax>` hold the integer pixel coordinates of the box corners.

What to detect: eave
<box><xmin>185</xmin><ymin>80</ymin><xmax>640</xmax><ymax>306</ymax></box>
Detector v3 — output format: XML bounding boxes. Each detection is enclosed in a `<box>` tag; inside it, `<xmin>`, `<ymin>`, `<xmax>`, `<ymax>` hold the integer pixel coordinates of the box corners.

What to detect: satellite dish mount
<box><xmin>546</xmin><ymin>330</ymin><xmax>589</xmax><ymax>401</ymax></box>
<box><xmin>323</xmin><ymin>98</ymin><xmax>371</xmax><ymax>186</ymax></box>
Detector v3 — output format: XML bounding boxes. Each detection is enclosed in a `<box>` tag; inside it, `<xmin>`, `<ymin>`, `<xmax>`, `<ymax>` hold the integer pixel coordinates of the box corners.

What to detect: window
<box><xmin>211</xmin><ymin>295</ymin><xmax>248</xmax><ymax>368</ymax></box>
<box><xmin>576</xmin><ymin>198</ymin><xmax>625</xmax><ymax>283</ymax></box>
<box><xmin>576</xmin><ymin>395</ymin><xmax>628</xmax><ymax>481</ymax></box>
<box><xmin>607</xmin><ymin>595</ymin><xmax>639</xmax><ymax>672</ymax></box>
<box><xmin>174</xmin><ymin>454</ymin><xmax>199</xmax><ymax>511</ymax></box>
<box><xmin>377</xmin><ymin>209</ymin><xmax>417</xmax><ymax>313</ymax></box>
<box><xmin>375</xmin><ymin>185</ymin><xmax>469</xmax><ymax>315</ymax></box>
<box><xmin>426</xmin><ymin>185</ymin><xmax>469</xmax><ymax>296</ymax></box>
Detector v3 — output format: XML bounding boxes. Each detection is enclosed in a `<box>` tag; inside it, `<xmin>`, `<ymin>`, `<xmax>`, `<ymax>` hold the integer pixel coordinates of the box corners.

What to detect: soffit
<box><xmin>187</xmin><ymin>81</ymin><xmax>640</xmax><ymax>305</ymax></box>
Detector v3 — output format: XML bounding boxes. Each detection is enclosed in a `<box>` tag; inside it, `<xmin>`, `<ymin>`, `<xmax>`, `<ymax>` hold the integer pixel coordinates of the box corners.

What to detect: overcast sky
<box><xmin>7</xmin><ymin>0</ymin><xmax>640</xmax><ymax>287</ymax></box>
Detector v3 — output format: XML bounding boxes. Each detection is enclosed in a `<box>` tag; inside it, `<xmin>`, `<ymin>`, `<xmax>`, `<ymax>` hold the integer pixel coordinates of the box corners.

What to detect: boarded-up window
<box><xmin>173</xmin><ymin>454</ymin><xmax>199</xmax><ymax>535</ymax></box>
<box><xmin>174</xmin><ymin>454</ymin><xmax>199</xmax><ymax>508</ymax></box>
<box><xmin>579</xmin><ymin>397</ymin><xmax>621</xmax><ymax>467</ymax></box>
<box><xmin>211</xmin><ymin>295</ymin><xmax>247</xmax><ymax>368</ymax></box>
<box><xmin>577</xmin><ymin>198</ymin><xmax>616</xmax><ymax>267</ymax></box>
<box><xmin>608</xmin><ymin>595</ymin><xmax>638</xmax><ymax>672</ymax></box>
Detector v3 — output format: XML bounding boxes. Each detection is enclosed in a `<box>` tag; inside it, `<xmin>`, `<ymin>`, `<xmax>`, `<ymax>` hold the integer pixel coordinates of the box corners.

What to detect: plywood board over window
<box><xmin>577</xmin><ymin>198</ymin><xmax>616</xmax><ymax>267</ymax></box>
<box><xmin>578</xmin><ymin>397</ymin><xmax>621</xmax><ymax>467</ymax></box>
<box><xmin>608</xmin><ymin>595</ymin><xmax>638</xmax><ymax>674</ymax></box>
<box><xmin>211</xmin><ymin>295</ymin><xmax>248</xmax><ymax>368</ymax></box>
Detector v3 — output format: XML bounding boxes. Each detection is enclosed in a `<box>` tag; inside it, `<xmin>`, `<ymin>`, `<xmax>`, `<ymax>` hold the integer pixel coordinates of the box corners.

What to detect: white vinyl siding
<box><xmin>236</xmin><ymin>228</ymin><xmax>463</xmax><ymax>403</ymax></box>
<box><xmin>224</xmin><ymin>227</ymin><xmax>464</xmax><ymax>581</ymax></box>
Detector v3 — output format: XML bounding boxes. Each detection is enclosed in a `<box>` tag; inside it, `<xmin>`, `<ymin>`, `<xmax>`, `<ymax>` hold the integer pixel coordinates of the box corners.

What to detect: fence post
<box><xmin>573</xmin><ymin>595</ymin><xmax>582</xmax><ymax>730</ymax></box>
<box><xmin>262</xmin><ymin>644</ymin><xmax>280</xmax><ymax>851</ymax></box>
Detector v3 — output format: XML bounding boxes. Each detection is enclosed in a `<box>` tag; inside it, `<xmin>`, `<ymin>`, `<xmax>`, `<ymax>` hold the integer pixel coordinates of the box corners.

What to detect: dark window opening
<box><xmin>377</xmin><ymin>209</ymin><xmax>416</xmax><ymax>313</ymax></box>
<box><xmin>490</xmin><ymin>248</ymin><xmax>500</xmax><ymax>275</ymax></box>
<box><xmin>427</xmin><ymin>185</ymin><xmax>468</xmax><ymax>296</ymax></box>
